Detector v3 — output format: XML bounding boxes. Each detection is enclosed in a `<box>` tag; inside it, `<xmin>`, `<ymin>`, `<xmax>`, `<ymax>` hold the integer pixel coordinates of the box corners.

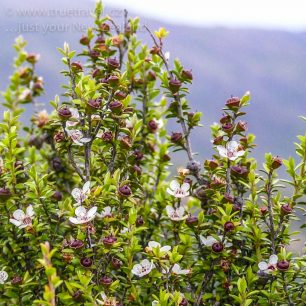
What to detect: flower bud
<box><xmin>114</xmin><ymin>90</ymin><xmax>127</xmax><ymax>100</ymax></box>
<box><xmin>181</xmin><ymin>69</ymin><xmax>193</xmax><ymax>80</ymax></box>
<box><xmin>220</xmin><ymin>114</ymin><xmax>231</xmax><ymax>124</ymax></box>
<box><xmin>70</xmin><ymin>240</ymin><xmax>84</xmax><ymax>249</ymax></box>
<box><xmin>111</xmin><ymin>257</ymin><xmax>122</xmax><ymax>269</ymax></box>
<box><xmin>52</xmin><ymin>157</ymin><xmax>64</xmax><ymax>172</ymax></box>
<box><xmin>205</xmin><ymin>159</ymin><xmax>219</xmax><ymax>170</ymax></box>
<box><xmin>72</xmin><ymin>290</ymin><xmax>83</xmax><ymax>301</ymax></box>
<box><xmin>95</xmin><ymin>36</ymin><xmax>105</xmax><ymax>44</ymax></box>
<box><xmin>26</xmin><ymin>53</ymin><xmax>39</xmax><ymax>64</ymax></box>
<box><xmin>118</xmin><ymin>185</ymin><xmax>132</xmax><ymax>197</ymax></box>
<box><xmin>185</xmin><ymin>215</ymin><xmax>198</xmax><ymax>226</ymax></box>
<box><xmin>132</xmin><ymin>165</ymin><xmax>142</xmax><ymax>175</ymax></box>
<box><xmin>100</xmin><ymin>275</ymin><xmax>113</xmax><ymax>286</ymax></box>
<box><xmin>212</xmin><ymin>242</ymin><xmax>224</xmax><ymax>253</ymax></box>
<box><xmin>223</xmin><ymin>193</ymin><xmax>234</xmax><ymax>203</ymax></box>
<box><xmin>71</xmin><ymin>62</ymin><xmax>83</xmax><ymax>73</ymax></box>
<box><xmin>108</xmin><ymin>75</ymin><xmax>120</xmax><ymax>87</ymax></box>
<box><xmin>281</xmin><ymin>204</ymin><xmax>292</xmax><ymax>215</ymax></box>
<box><xmin>52</xmin><ymin>191</ymin><xmax>63</xmax><ymax>202</ymax></box>
<box><xmin>147</xmin><ymin>119</ymin><xmax>158</xmax><ymax>133</ymax></box>
<box><xmin>103</xmin><ymin>236</ymin><xmax>117</xmax><ymax>247</ymax></box>
<box><xmin>14</xmin><ymin>160</ymin><xmax>24</xmax><ymax>171</ymax></box>
<box><xmin>171</xmin><ymin>132</ymin><xmax>183</xmax><ymax>143</ymax></box>
<box><xmin>224</xmin><ymin>221</ymin><xmax>235</xmax><ymax>232</ymax></box>
<box><xmin>213</xmin><ymin>136</ymin><xmax>223</xmax><ymax>145</ymax></box>
<box><xmin>58</xmin><ymin>105</ymin><xmax>72</xmax><ymax>119</ymax></box>
<box><xmin>271</xmin><ymin>156</ymin><xmax>282</xmax><ymax>169</ymax></box>
<box><xmin>80</xmin><ymin>257</ymin><xmax>93</xmax><ymax>268</ymax></box>
<box><xmin>11</xmin><ymin>275</ymin><xmax>23</xmax><ymax>285</ymax></box>
<box><xmin>134</xmin><ymin>150</ymin><xmax>144</xmax><ymax>161</ymax></box>
<box><xmin>277</xmin><ymin>260</ymin><xmax>290</xmax><ymax>271</ymax></box>
<box><xmin>260</xmin><ymin>206</ymin><xmax>268</xmax><ymax>215</ymax></box>
<box><xmin>0</xmin><ymin>187</ymin><xmax>11</xmax><ymax>199</ymax></box>
<box><xmin>150</xmin><ymin>46</ymin><xmax>161</xmax><ymax>55</ymax></box>
<box><xmin>107</xmin><ymin>58</ymin><xmax>120</xmax><ymax>70</ymax></box>
<box><xmin>102</xmin><ymin>131</ymin><xmax>113</xmax><ymax>142</ymax></box>
<box><xmin>136</xmin><ymin>215</ymin><xmax>144</xmax><ymax>226</ymax></box>
<box><xmin>162</xmin><ymin>154</ymin><xmax>171</xmax><ymax>162</ymax></box>
<box><xmin>87</xmin><ymin>98</ymin><xmax>101</xmax><ymax>111</ymax></box>
<box><xmin>120</xmin><ymin>135</ymin><xmax>132</xmax><ymax>148</ymax></box>
<box><xmin>169</xmin><ymin>79</ymin><xmax>182</xmax><ymax>93</ymax></box>
<box><xmin>179</xmin><ymin>298</ymin><xmax>189</xmax><ymax>306</ymax></box>
<box><xmin>92</xmin><ymin>68</ymin><xmax>102</xmax><ymax>79</ymax></box>
<box><xmin>222</xmin><ymin>123</ymin><xmax>234</xmax><ymax>133</ymax></box>
<box><xmin>54</xmin><ymin>131</ymin><xmax>65</xmax><ymax>143</ymax></box>
<box><xmin>80</xmin><ymin>35</ymin><xmax>90</xmax><ymax>45</ymax></box>
<box><xmin>100</xmin><ymin>23</ymin><xmax>110</xmax><ymax>32</ymax></box>
<box><xmin>230</xmin><ymin>165</ymin><xmax>249</xmax><ymax>178</ymax></box>
<box><xmin>109</xmin><ymin>100</ymin><xmax>123</xmax><ymax>114</ymax></box>
<box><xmin>226</xmin><ymin>97</ymin><xmax>240</xmax><ymax>109</ymax></box>
<box><xmin>147</xmin><ymin>71</ymin><xmax>156</xmax><ymax>82</ymax></box>
<box><xmin>236</xmin><ymin>121</ymin><xmax>247</xmax><ymax>132</ymax></box>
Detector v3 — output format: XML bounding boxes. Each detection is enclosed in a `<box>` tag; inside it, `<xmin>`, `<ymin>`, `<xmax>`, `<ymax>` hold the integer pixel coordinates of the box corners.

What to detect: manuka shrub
<box><xmin>0</xmin><ymin>1</ymin><xmax>305</xmax><ymax>305</ymax></box>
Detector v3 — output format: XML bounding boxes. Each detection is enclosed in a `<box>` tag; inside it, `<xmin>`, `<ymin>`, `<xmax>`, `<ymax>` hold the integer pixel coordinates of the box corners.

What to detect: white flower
<box><xmin>200</xmin><ymin>235</ymin><xmax>232</xmax><ymax>248</ymax></box>
<box><xmin>216</xmin><ymin>141</ymin><xmax>245</xmax><ymax>161</ymax></box>
<box><xmin>66</xmin><ymin>129</ymin><xmax>91</xmax><ymax>146</ymax></box>
<box><xmin>162</xmin><ymin>263</ymin><xmax>190</xmax><ymax>275</ymax></box>
<box><xmin>152</xmin><ymin>301</ymin><xmax>159</xmax><ymax>306</ymax></box>
<box><xmin>69</xmin><ymin>206</ymin><xmax>97</xmax><ymax>225</ymax></box>
<box><xmin>167</xmin><ymin>180</ymin><xmax>190</xmax><ymax>198</ymax></box>
<box><xmin>9</xmin><ymin>205</ymin><xmax>34</xmax><ymax>229</ymax></box>
<box><xmin>258</xmin><ymin>255</ymin><xmax>278</xmax><ymax>273</ymax></box>
<box><xmin>120</xmin><ymin>227</ymin><xmax>129</xmax><ymax>234</ymax></box>
<box><xmin>166</xmin><ymin>205</ymin><xmax>187</xmax><ymax>221</ymax></box>
<box><xmin>66</xmin><ymin>108</ymin><xmax>79</xmax><ymax>127</ymax></box>
<box><xmin>146</xmin><ymin>241</ymin><xmax>171</xmax><ymax>253</ymax></box>
<box><xmin>0</xmin><ymin>271</ymin><xmax>8</xmax><ymax>284</ymax></box>
<box><xmin>98</xmin><ymin>206</ymin><xmax>113</xmax><ymax>218</ymax></box>
<box><xmin>71</xmin><ymin>181</ymin><xmax>90</xmax><ymax>205</ymax></box>
<box><xmin>164</xmin><ymin>51</ymin><xmax>170</xmax><ymax>61</ymax></box>
<box><xmin>131</xmin><ymin>259</ymin><xmax>155</xmax><ymax>277</ymax></box>
<box><xmin>96</xmin><ymin>292</ymin><xmax>118</xmax><ymax>305</ymax></box>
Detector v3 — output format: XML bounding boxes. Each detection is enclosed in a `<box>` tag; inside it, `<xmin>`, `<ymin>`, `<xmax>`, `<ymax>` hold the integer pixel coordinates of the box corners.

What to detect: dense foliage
<box><xmin>0</xmin><ymin>2</ymin><xmax>305</xmax><ymax>305</ymax></box>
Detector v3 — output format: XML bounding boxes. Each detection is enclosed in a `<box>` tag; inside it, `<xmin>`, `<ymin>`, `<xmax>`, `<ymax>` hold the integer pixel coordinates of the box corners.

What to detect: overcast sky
<box><xmin>103</xmin><ymin>0</ymin><xmax>306</xmax><ymax>31</ymax></box>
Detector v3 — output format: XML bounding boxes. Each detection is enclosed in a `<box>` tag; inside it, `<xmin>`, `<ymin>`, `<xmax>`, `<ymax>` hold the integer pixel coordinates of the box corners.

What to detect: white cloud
<box><xmin>102</xmin><ymin>0</ymin><xmax>306</xmax><ymax>30</ymax></box>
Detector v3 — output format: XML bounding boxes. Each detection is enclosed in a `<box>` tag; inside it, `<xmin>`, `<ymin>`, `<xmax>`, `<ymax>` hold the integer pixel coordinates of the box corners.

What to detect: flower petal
<box><xmin>170</xmin><ymin>180</ymin><xmax>180</xmax><ymax>190</ymax></box>
<box><xmin>75</xmin><ymin>206</ymin><xmax>86</xmax><ymax>217</ymax></box>
<box><xmin>148</xmin><ymin>241</ymin><xmax>160</xmax><ymax>248</ymax></box>
<box><xmin>160</xmin><ymin>246</ymin><xmax>171</xmax><ymax>252</ymax></box>
<box><xmin>166</xmin><ymin>205</ymin><xmax>174</xmax><ymax>216</ymax></box>
<box><xmin>206</xmin><ymin>236</ymin><xmax>217</xmax><ymax>246</ymax></box>
<box><xmin>181</xmin><ymin>183</ymin><xmax>190</xmax><ymax>192</ymax></box>
<box><xmin>269</xmin><ymin>254</ymin><xmax>278</xmax><ymax>265</ymax></box>
<box><xmin>227</xmin><ymin>141</ymin><xmax>239</xmax><ymax>152</ymax></box>
<box><xmin>83</xmin><ymin>181</ymin><xmax>91</xmax><ymax>193</ymax></box>
<box><xmin>69</xmin><ymin>217</ymin><xmax>81</xmax><ymax>225</ymax></box>
<box><xmin>26</xmin><ymin>205</ymin><xmax>34</xmax><ymax>217</ymax></box>
<box><xmin>13</xmin><ymin>209</ymin><xmax>25</xmax><ymax>221</ymax></box>
<box><xmin>87</xmin><ymin>206</ymin><xmax>97</xmax><ymax>219</ymax></box>
<box><xmin>9</xmin><ymin>219</ymin><xmax>22</xmax><ymax>227</ymax></box>
<box><xmin>217</xmin><ymin>146</ymin><xmax>228</xmax><ymax>158</ymax></box>
<box><xmin>258</xmin><ymin>261</ymin><xmax>268</xmax><ymax>271</ymax></box>
<box><xmin>166</xmin><ymin>188</ymin><xmax>175</xmax><ymax>196</ymax></box>
<box><xmin>71</xmin><ymin>188</ymin><xmax>81</xmax><ymax>202</ymax></box>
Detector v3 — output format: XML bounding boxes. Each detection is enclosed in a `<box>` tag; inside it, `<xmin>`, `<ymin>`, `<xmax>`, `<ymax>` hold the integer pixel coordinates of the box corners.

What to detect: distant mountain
<box><xmin>0</xmin><ymin>0</ymin><xmax>305</xmax><ymax>165</ymax></box>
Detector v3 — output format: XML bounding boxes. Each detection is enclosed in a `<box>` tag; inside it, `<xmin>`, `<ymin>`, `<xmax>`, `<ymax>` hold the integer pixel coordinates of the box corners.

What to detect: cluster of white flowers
<box><xmin>216</xmin><ymin>140</ymin><xmax>245</xmax><ymax>161</ymax></box>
